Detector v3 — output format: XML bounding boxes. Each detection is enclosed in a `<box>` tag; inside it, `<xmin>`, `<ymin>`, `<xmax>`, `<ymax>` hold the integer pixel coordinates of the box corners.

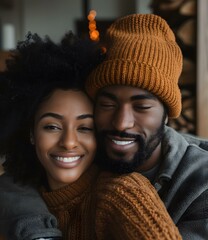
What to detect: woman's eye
<box><xmin>43</xmin><ymin>125</ymin><xmax>61</xmax><ymax>131</ymax></box>
<box><xmin>79</xmin><ymin>126</ymin><xmax>94</xmax><ymax>132</ymax></box>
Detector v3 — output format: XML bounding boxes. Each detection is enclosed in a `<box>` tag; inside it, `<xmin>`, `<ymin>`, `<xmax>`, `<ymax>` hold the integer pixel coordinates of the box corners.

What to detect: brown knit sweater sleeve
<box><xmin>95</xmin><ymin>172</ymin><xmax>182</xmax><ymax>240</ymax></box>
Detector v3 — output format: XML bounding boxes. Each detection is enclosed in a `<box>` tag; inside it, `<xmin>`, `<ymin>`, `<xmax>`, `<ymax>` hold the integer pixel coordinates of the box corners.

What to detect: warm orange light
<box><xmin>87</xmin><ymin>10</ymin><xmax>96</xmax><ymax>21</ymax></box>
<box><xmin>101</xmin><ymin>46</ymin><xmax>107</xmax><ymax>54</ymax></box>
<box><xmin>87</xmin><ymin>14</ymin><xmax>94</xmax><ymax>21</ymax></box>
<box><xmin>87</xmin><ymin>9</ymin><xmax>100</xmax><ymax>41</ymax></box>
<box><xmin>90</xmin><ymin>30</ymin><xmax>99</xmax><ymax>41</ymax></box>
<box><xmin>89</xmin><ymin>21</ymin><xmax>96</xmax><ymax>31</ymax></box>
<box><xmin>90</xmin><ymin>10</ymin><xmax>97</xmax><ymax>17</ymax></box>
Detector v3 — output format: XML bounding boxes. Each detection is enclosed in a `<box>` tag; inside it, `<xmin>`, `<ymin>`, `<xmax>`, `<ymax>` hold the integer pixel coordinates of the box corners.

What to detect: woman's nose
<box><xmin>59</xmin><ymin>129</ymin><xmax>78</xmax><ymax>150</ymax></box>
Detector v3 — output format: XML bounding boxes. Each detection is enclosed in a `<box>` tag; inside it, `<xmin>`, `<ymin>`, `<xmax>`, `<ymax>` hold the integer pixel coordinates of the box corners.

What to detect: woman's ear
<box><xmin>30</xmin><ymin>131</ymin><xmax>35</xmax><ymax>145</ymax></box>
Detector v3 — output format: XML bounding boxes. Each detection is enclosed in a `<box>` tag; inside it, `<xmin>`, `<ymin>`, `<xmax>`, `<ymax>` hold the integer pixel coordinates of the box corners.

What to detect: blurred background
<box><xmin>0</xmin><ymin>0</ymin><xmax>207</xmax><ymax>138</ymax></box>
<box><xmin>0</xmin><ymin>0</ymin><xmax>151</xmax><ymax>44</ymax></box>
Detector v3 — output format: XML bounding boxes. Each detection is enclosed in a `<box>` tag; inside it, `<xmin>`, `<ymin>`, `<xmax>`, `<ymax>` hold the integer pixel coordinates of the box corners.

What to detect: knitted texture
<box><xmin>41</xmin><ymin>165</ymin><xmax>182</xmax><ymax>240</ymax></box>
<box><xmin>41</xmin><ymin>165</ymin><xmax>100</xmax><ymax>240</ymax></box>
<box><xmin>95</xmin><ymin>172</ymin><xmax>182</xmax><ymax>240</ymax></box>
<box><xmin>86</xmin><ymin>14</ymin><xmax>183</xmax><ymax>118</ymax></box>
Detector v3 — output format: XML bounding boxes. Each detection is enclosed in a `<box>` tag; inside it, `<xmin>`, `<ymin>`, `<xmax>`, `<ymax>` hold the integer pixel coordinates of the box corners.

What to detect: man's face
<box><xmin>94</xmin><ymin>85</ymin><xmax>167</xmax><ymax>173</ymax></box>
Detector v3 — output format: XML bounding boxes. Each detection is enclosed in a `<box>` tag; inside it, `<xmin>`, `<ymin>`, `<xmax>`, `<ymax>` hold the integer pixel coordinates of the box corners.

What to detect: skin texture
<box><xmin>95</xmin><ymin>85</ymin><xmax>168</xmax><ymax>173</ymax></box>
<box><xmin>33</xmin><ymin>89</ymin><xmax>96</xmax><ymax>190</ymax></box>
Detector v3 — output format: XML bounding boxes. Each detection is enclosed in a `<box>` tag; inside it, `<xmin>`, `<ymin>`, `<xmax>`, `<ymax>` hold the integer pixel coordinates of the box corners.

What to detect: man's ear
<box><xmin>165</xmin><ymin>115</ymin><xmax>168</xmax><ymax>124</ymax></box>
<box><xmin>30</xmin><ymin>131</ymin><xmax>35</xmax><ymax>145</ymax></box>
<box><xmin>163</xmin><ymin>106</ymin><xmax>169</xmax><ymax>125</ymax></box>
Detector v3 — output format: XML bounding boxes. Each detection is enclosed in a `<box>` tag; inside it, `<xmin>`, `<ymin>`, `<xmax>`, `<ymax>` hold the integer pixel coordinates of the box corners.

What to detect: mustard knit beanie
<box><xmin>86</xmin><ymin>14</ymin><xmax>183</xmax><ymax>118</ymax></box>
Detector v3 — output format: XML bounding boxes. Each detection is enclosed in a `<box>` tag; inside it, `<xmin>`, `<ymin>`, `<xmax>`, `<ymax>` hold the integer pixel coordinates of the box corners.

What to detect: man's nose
<box><xmin>112</xmin><ymin>105</ymin><xmax>134</xmax><ymax>132</ymax></box>
<box><xmin>59</xmin><ymin>129</ymin><xmax>78</xmax><ymax>150</ymax></box>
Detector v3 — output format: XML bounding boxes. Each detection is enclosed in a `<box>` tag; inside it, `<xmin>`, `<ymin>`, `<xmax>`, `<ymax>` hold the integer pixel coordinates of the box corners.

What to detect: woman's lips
<box><xmin>54</xmin><ymin>156</ymin><xmax>81</xmax><ymax>163</ymax></box>
<box><xmin>50</xmin><ymin>154</ymin><xmax>83</xmax><ymax>168</ymax></box>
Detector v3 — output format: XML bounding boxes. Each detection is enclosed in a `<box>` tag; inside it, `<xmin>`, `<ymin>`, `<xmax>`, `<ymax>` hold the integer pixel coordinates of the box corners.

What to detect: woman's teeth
<box><xmin>55</xmin><ymin>156</ymin><xmax>80</xmax><ymax>163</ymax></box>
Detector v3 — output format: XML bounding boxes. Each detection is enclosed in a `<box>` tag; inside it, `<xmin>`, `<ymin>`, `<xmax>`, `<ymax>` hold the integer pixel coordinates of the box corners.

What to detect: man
<box><xmin>85</xmin><ymin>14</ymin><xmax>208</xmax><ymax>239</ymax></box>
<box><xmin>0</xmin><ymin>14</ymin><xmax>208</xmax><ymax>240</ymax></box>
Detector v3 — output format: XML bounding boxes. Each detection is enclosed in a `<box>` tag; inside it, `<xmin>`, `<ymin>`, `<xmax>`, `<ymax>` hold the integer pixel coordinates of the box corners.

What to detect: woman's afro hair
<box><xmin>0</xmin><ymin>31</ymin><xmax>104</xmax><ymax>186</ymax></box>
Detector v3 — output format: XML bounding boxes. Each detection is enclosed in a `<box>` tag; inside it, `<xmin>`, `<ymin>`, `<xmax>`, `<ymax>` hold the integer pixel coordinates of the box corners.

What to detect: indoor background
<box><xmin>0</xmin><ymin>0</ymin><xmax>207</xmax><ymax>138</ymax></box>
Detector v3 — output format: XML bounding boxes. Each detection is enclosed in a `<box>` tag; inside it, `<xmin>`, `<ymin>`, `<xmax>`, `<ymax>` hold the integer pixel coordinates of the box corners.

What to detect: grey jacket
<box><xmin>0</xmin><ymin>174</ymin><xmax>62</xmax><ymax>240</ymax></box>
<box><xmin>153</xmin><ymin>126</ymin><xmax>208</xmax><ymax>239</ymax></box>
<box><xmin>0</xmin><ymin>126</ymin><xmax>208</xmax><ymax>239</ymax></box>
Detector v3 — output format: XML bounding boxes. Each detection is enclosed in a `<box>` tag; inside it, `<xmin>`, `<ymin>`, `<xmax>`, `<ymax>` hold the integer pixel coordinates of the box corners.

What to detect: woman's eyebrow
<box><xmin>38</xmin><ymin>113</ymin><xmax>93</xmax><ymax>121</ymax></box>
<box><xmin>77</xmin><ymin>114</ymin><xmax>93</xmax><ymax>120</ymax></box>
<box><xmin>38</xmin><ymin>112</ymin><xmax>63</xmax><ymax>121</ymax></box>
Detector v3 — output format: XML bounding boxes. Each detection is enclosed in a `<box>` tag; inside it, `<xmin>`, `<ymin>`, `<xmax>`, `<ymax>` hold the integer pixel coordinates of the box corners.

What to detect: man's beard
<box><xmin>95</xmin><ymin>119</ymin><xmax>165</xmax><ymax>174</ymax></box>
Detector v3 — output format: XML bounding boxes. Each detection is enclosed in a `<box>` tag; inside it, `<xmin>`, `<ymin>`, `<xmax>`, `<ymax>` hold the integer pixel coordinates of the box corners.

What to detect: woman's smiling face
<box><xmin>33</xmin><ymin>89</ymin><xmax>96</xmax><ymax>190</ymax></box>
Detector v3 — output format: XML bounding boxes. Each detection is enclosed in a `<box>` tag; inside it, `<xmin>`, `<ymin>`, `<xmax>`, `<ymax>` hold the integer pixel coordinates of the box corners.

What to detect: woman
<box><xmin>0</xmin><ymin>32</ymin><xmax>182</xmax><ymax>240</ymax></box>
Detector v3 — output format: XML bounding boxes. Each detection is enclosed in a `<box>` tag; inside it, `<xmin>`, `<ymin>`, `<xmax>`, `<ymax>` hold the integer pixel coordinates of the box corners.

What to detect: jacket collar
<box><xmin>154</xmin><ymin>126</ymin><xmax>189</xmax><ymax>190</ymax></box>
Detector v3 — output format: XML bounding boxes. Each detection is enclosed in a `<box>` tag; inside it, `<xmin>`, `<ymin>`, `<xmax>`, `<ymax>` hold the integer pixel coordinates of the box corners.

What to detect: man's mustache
<box><xmin>100</xmin><ymin>130</ymin><xmax>142</xmax><ymax>140</ymax></box>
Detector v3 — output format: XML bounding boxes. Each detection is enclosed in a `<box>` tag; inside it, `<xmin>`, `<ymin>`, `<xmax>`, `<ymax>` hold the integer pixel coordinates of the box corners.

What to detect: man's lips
<box><xmin>107</xmin><ymin>135</ymin><xmax>137</xmax><ymax>148</ymax></box>
<box><xmin>112</xmin><ymin>139</ymin><xmax>134</xmax><ymax>146</ymax></box>
<box><xmin>108</xmin><ymin>135</ymin><xmax>136</xmax><ymax>145</ymax></box>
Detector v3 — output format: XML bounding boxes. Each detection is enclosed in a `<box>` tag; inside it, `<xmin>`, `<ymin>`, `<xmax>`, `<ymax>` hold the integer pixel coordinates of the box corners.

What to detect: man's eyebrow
<box><xmin>98</xmin><ymin>91</ymin><xmax>157</xmax><ymax>101</ymax></box>
<box><xmin>130</xmin><ymin>93</ymin><xmax>157</xmax><ymax>101</ymax></box>
<box><xmin>98</xmin><ymin>91</ymin><xmax>117</xmax><ymax>101</ymax></box>
<box><xmin>38</xmin><ymin>112</ymin><xmax>93</xmax><ymax>121</ymax></box>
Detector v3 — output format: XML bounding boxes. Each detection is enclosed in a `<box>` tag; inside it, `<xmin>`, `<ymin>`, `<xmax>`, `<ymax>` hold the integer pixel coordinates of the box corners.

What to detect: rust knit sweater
<box><xmin>41</xmin><ymin>165</ymin><xmax>182</xmax><ymax>240</ymax></box>
<box><xmin>41</xmin><ymin>165</ymin><xmax>99</xmax><ymax>239</ymax></box>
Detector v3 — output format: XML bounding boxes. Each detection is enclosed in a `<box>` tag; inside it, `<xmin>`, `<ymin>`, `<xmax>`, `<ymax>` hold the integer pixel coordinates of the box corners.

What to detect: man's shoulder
<box><xmin>181</xmin><ymin>132</ymin><xmax>208</xmax><ymax>151</ymax></box>
<box><xmin>164</xmin><ymin>126</ymin><xmax>208</xmax><ymax>152</ymax></box>
<box><xmin>160</xmin><ymin>127</ymin><xmax>208</xmax><ymax>195</ymax></box>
